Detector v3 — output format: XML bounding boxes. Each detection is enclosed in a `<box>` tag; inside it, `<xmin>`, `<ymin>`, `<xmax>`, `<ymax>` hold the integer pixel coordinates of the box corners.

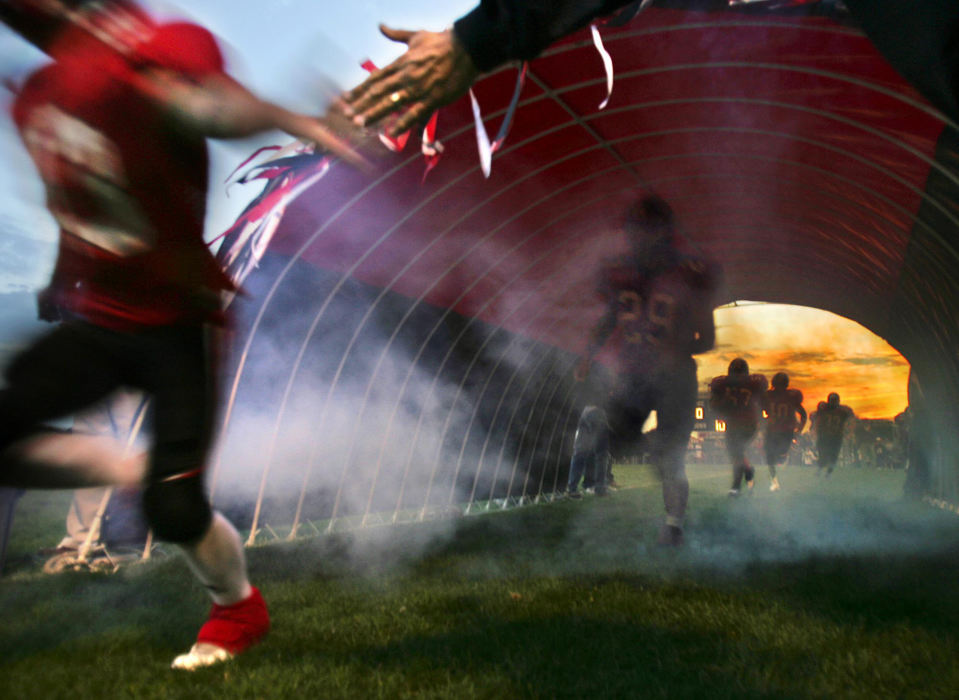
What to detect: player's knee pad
<box><xmin>142</xmin><ymin>475</ymin><xmax>212</xmax><ymax>543</ymax></box>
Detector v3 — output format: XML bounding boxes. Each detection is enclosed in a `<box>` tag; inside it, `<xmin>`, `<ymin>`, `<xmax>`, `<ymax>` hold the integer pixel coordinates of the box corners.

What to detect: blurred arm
<box><xmin>575</xmin><ymin>301</ymin><xmax>617</xmax><ymax>380</ymax></box>
<box><xmin>134</xmin><ymin>69</ymin><xmax>368</xmax><ymax>169</ymax></box>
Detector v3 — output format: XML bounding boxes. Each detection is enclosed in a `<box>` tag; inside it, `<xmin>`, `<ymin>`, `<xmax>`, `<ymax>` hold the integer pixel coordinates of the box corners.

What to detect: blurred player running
<box><xmin>710</xmin><ymin>359</ymin><xmax>768</xmax><ymax>496</ymax></box>
<box><xmin>762</xmin><ymin>371</ymin><xmax>807</xmax><ymax>491</ymax></box>
<box><xmin>811</xmin><ymin>392</ymin><xmax>856</xmax><ymax>477</ymax></box>
<box><xmin>0</xmin><ymin>0</ymin><xmax>362</xmax><ymax>671</ymax></box>
<box><xmin>576</xmin><ymin>195</ymin><xmax>719</xmax><ymax>546</ymax></box>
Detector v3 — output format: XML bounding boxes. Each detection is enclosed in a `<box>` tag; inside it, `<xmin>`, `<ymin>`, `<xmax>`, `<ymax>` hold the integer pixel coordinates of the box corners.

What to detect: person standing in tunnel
<box><xmin>575</xmin><ymin>195</ymin><xmax>719</xmax><ymax>546</ymax></box>
<box><xmin>811</xmin><ymin>392</ymin><xmax>856</xmax><ymax>477</ymax></box>
<box><xmin>902</xmin><ymin>370</ymin><xmax>933</xmax><ymax>499</ymax></box>
<box><xmin>566</xmin><ymin>404</ymin><xmax>611</xmax><ymax>498</ymax></box>
<box><xmin>41</xmin><ymin>388</ymin><xmax>148</xmax><ymax>561</ymax></box>
<box><xmin>762</xmin><ymin>371</ymin><xmax>806</xmax><ymax>492</ymax></box>
<box><xmin>710</xmin><ymin>358</ymin><xmax>768</xmax><ymax>496</ymax></box>
<box><xmin>0</xmin><ymin>0</ymin><xmax>363</xmax><ymax>671</ymax></box>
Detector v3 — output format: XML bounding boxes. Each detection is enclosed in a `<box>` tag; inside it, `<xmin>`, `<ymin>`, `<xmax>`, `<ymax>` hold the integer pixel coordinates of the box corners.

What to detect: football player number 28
<box><xmin>618</xmin><ymin>290</ymin><xmax>676</xmax><ymax>344</ymax></box>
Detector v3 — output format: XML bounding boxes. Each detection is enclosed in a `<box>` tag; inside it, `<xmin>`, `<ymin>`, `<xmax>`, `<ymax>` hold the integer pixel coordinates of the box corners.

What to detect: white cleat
<box><xmin>171</xmin><ymin>642</ymin><xmax>234</xmax><ymax>671</ymax></box>
<box><xmin>770</xmin><ymin>477</ymin><xmax>781</xmax><ymax>492</ymax></box>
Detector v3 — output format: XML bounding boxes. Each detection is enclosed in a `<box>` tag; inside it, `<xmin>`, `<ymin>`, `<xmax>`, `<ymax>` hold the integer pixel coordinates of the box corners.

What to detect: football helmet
<box><xmin>624</xmin><ymin>194</ymin><xmax>675</xmax><ymax>263</ymax></box>
<box><xmin>626</xmin><ymin>194</ymin><xmax>674</xmax><ymax>229</ymax></box>
<box><xmin>772</xmin><ymin>372</ymin><xmax>789</xmax><ymax>390</ymax></box>
<box><xmin>728</xmin><ymin>358</ymin><xmax>749</xmax><ymax>377</ymax></box>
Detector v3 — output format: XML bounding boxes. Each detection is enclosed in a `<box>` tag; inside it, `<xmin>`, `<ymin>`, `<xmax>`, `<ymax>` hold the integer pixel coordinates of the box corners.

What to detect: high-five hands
<box><xmin>339</xmin><ymin>24</ymin><xmax>479</xmax><ymax>137</ymax></box>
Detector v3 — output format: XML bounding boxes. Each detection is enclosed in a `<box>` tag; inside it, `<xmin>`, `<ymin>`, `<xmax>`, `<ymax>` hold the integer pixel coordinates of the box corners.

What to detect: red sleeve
<box><xmin>138</xmin><ymin>22</ymin><xmax>224</xmax><ymax>78</ymax></box>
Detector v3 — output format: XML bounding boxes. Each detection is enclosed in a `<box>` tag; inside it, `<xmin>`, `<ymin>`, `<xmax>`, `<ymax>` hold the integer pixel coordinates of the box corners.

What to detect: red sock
<box><xmin>196</xmin><ymin>586</ymin><xmax>270</xmax><ymax>654</ymax></box>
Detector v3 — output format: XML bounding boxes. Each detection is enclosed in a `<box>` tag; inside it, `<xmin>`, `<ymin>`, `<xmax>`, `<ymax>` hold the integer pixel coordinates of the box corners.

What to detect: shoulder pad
<box><xmin>597</xmin><ymin>255</ymin><xmax>639</xmax><ymax>297</ymax></box>
<box><xmin>678</xmin><ymin>256</ymin><xmax>719</xmax><ymax>289</ymax></box>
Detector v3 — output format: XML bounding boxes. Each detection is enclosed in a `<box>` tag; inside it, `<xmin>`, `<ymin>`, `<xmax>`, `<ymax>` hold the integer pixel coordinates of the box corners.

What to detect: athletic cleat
<box><xmin>568</xmin><ymin>490</ymin><xmax>583</xmax><ymax>500</ymax></box>
<box><xmin>171</xmin><ymin>643</ymin><xmax>233</xmax><ymax>670</ymax></box>
<box><xmin>728</xmin><ymin>488</ymin><xmax>740</xmax><ymax>497</ymax></box>
<box><xmin>770</xmin><ymin>477</ymin><xmax>781</xmax><ymax>492</ymax></box>
<box><xmin>656</xmin><ymin>524</ymin><xmax>684</xmax><ymax>547</ymax></box>
<box><xmin>171</xmin><ymin>586</ymin><xmax>269</xmax><ymax>671</ymax></box>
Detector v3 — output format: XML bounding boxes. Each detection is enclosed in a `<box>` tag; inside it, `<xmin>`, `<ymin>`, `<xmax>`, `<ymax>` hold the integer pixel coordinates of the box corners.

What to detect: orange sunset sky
<box><xmin>696</xmin><ymin>302</ymin><xmax>910</xmax><ymax>421</ymax></box>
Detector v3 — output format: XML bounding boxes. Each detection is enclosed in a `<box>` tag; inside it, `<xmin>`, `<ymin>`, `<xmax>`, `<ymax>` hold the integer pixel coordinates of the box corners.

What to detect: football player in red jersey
<box><xmin>762</xmin><ymin>371</ymin><xmax>807</xmax><ymax>491</ymax></box>
<box><xmin>575</xmin><ymin>195</ymin><xmax>719</xmax><ymax>546</ymax></box>
<box><xmin>810</xmin><ymin>392</ymin><xmax>856</xmax><ymax>477</ymax></box>
<box><xmin>710</xmin><ymin>358</ymin><xmax>768</xmax><ymax>496</ymax></box>
<box><xmin>0</xmin><ymin>0</ymin><xmax>364</xmax><ymax>671</ymax></box>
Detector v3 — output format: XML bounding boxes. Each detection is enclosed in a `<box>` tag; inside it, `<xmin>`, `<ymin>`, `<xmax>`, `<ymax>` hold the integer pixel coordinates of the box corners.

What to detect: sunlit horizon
<box><xmin>697</xmin><ymin>302</ymin><xmax>910</xmax><ymax>422</ymax></box>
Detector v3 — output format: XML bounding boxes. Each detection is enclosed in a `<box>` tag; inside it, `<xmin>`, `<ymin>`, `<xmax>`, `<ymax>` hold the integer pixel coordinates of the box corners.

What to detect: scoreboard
<box><xmin>694</xmin><ymin>391</ymin><xmax>726</xmax><ymax>433</ymax></box>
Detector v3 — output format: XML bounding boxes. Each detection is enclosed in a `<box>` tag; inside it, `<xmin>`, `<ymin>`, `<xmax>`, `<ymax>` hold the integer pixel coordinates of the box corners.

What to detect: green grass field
<box><xmin>3</xmin><ymin>463</ymin><xmax>959</xmax><ymax>698</ymax></box>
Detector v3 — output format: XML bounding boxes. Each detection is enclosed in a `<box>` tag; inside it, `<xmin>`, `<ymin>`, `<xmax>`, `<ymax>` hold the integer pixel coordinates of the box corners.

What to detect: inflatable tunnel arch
<box><xmin>211</xmin><ymin>5</ymin><xmax>959</xmax><ymax>535</ymax></box>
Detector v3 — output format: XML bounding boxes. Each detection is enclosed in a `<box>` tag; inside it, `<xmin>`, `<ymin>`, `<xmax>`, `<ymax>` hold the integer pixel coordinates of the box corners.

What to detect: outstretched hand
<box><xmin>296</xmin><ymin>113</ymin><xmax>375</xmax><ymax>173</ymax></box>
<box><xmin>340</xmin><ymin>25</ymin><xmax>479</xmax><ymax>137</ymax></box>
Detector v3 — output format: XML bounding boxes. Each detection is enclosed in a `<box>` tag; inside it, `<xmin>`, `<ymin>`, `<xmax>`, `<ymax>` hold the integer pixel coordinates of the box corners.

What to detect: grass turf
<box><xmin>3</xmin><ymin>463</ymin><xmax>959</xmax><ymax>698</ymax></box>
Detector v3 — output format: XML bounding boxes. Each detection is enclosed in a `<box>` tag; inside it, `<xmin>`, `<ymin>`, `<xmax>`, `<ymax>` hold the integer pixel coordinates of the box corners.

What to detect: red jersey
<box><xmin>12</xmin><ymin>17</ymin><xmax>235</xmax><ymax>329</ymax></box>
<box><xmin>764</xmin><ymin>387</ymin><xmax>805</xmax><ymax>434</ymax></box>
<box><xmin>710</xmin><ymin>373</ymin><xmax>768</xmax><ymax>430</ymax></box>
<box><xmin>812</xmin><ymin>402</ymin><xmax>854</xmax><ymax>441</ymax></box>
<box><xmin>598</xmin><ymin>253</ymin><xmax>717</xmax><ymax>374</ymax></box>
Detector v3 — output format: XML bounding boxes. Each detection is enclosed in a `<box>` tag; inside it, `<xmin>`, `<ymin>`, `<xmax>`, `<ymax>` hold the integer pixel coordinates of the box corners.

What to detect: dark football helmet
<box><xmin>625</xmin><ymin>194</ymin><xmax>674</xmax><ymax>230</ymax></box>
<box><xmin>624</xmin><ymin>194</ymin><xmax>676</xmax><ymax>264</ymax></box>
<box><xmin>772</xmin><ymin>372</ymin><xmax>789</xmax><ymax>390</ymax></box>
<box><xmin>728</xmin><ymin>358</ymin><xmax>749</xmax><ymax>377</ymax></box>
<box><xmin>827</xmin><ymin>392</ymin><xmax>840</xmax><ymax>406</ymax></box>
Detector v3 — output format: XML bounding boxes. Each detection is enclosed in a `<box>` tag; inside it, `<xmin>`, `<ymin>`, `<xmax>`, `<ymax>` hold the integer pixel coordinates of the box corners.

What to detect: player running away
<box><xmin>811</xmin><ymin>392</ymin><xmax>856</xmax><ymax>477</ymax></box>
<box><xmin>710</xmin><ymin>358</ymin><xmax>768</xmax><ymax>496</ymax></box>
<box><xmin>0</xmin><ymin>0</ymin><xmax>363</xmax><ymax>671</ymax></box>
<box><xmin>575</xmin><ymin>195</ymin><xmax>719</xmax><ymax>546</ymax></box>
<box><xmin>762</xmin><ymin>372</ymin><xmax>807</xmax><ymax>491</ymax></box>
